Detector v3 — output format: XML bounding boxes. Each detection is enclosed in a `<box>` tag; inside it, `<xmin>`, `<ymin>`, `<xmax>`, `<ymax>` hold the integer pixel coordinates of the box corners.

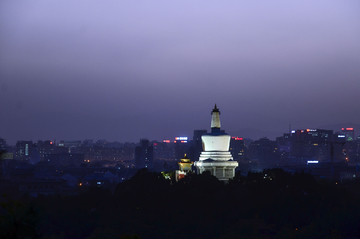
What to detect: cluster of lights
<box><xmin>342</xmin><ymin>128</ymin><xmax>354</xmax><ymax>131</ymax></box>
<box><xmin>231</xmin><ymin>137</ymin><xmax>243</xmax><ymax>140</ymax></box>
<box><xmin>163</xmin><ymin>139</ymin><xmax>188</xmax><ymax>143</ymax></box>
<box><xmin>175</xmin><ymin>137</ymin><xmax>188</xmax><ymax>141</ymax></box>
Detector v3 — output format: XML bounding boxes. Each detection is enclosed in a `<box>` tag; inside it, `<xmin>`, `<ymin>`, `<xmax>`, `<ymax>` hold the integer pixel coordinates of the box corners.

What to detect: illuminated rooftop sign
<box><xmin>307</xmin><ymin>160</ymin><xmax>319</xmax><ymax>164</ymax></box>
<box><xmin>175</xmin><ymin>137</ymin><xmax>188</xmax><ymax>141</ymax></box>
<box><xmin>231</xmin><ymin>137</ymin><xmax>243</xmax><ymax>140</ymax></box>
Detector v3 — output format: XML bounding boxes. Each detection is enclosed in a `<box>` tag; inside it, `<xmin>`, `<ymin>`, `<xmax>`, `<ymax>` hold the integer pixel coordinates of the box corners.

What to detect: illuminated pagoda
<box><xmin>175</xmin><ymin>154</ymin><xmax>193</xmax><ymax>181</ymax></box>
<box><xmin>194</xmin><ymin>104</ymin><xmax>238</xmax><ymax>181</ymax></box>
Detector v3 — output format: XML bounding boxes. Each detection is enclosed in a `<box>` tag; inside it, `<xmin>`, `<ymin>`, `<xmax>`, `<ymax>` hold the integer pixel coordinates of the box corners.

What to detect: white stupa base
<box><xmin>199</xmin><ymin>151</ymin><xmax>233</xmax><ymax>161</ymax></box>
<box><xmin>194</xmin><ymin>160</ymin><xmax>238</xmax><ymax>181</ymax></box>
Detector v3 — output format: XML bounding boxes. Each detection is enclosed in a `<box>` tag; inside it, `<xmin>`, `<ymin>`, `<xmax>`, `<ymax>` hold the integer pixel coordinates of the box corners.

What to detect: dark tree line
<box><xmin>1</xmin><ymin>168</ymin><xmax>360</xmax><ymax>238</ymax></box>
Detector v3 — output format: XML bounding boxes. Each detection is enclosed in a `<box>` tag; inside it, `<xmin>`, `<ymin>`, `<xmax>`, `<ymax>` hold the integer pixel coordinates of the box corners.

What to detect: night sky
<box><xmin>1</xmin><ymin>1</ymin><xmax>360</xmax><ymax>145</ymax></box>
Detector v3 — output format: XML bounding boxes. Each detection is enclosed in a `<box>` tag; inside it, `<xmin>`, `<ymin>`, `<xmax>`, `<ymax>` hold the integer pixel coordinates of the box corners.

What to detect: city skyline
<box><xmin>1</xmin><ymin>1</ymin><xmax>360</xmax><ymax>145</ymax></box>
<box><xmin>2</xmin><ymin>122</ymin><xmax>359</xmax><ymax>146</ymax></box>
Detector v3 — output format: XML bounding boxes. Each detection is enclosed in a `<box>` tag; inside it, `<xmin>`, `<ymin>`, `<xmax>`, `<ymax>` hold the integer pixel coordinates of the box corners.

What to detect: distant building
<box><xmin>135</xmin><ymin>139</ymin><xmax>153</xmax><ymax>169</ymax></box>
<box><xmin>174</xmin><ymin>136</ymin><xmax>190</xmax><ymax>161</ymax></box>
<box><xmin>37</xmin><ymin>140</ymin><xmax>55</xmax><ymax>160</ymax></box>
<box><xmin>82</xmin><ymin>139</ymin><xmax>94</xmax><ymax>147</ymax></box>
<box><xmin>0</xmin><ymin>138</ymin><xmax>7</xmax><ymax>177</ymax></box>
<box><xmin>29</xmin><ymin>146</ymin><xmax>41</xmax><ymax>165</ymax></box>
<box><xmin>152</xmin><ymin>141</ymin><xmax>174</xmax><ymax>163</ymax></box>
<box><xmin>15</xmin><ymin>141</ymin><xmax>33</xmax><ymax>161</ymax></box>
<box><xmin>0</xmin><ymin>138</ymin><xmax>6</xmax><ymax>152</ymax></box>
<box><xmin>230</xmin><ymin>137</ymin><xmax>246</xmax><ymax>161</ymax></box>
<box><xmin>291</xmin><ymin>129</ymin><xmax>333</xmax><ymax>161</ymax></box>
<box><xmin>342</xmin><ymin>128</ymin><xmax>355</xmax><ymax>141</ymax></box>
<box><xmin>276</xmin><ymin>133</ymin><xmax>291</xmax><ymax>153</ymax></box>
<box><xmin>58</xmin><ymin>140</ymin><xmax>82</xmax><ymax>153</ymax></box>
<box><xmin>247</xmin><ymin>138</ymin><xmax>279</xmax><ymax>168</ymax></box>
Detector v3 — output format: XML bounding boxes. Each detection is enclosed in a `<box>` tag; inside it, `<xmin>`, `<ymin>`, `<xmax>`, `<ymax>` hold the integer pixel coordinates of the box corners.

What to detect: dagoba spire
<box><xmin>211</xmin><ymin>104</ymin><xmax>221</xmax><ymax>129</ymax></box>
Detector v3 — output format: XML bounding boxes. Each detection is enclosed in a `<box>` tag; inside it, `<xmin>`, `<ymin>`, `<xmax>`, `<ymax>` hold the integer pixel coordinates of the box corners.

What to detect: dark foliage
<box><xmin>2</xmin><ymin>168</ymin><xmax>360</xmax><ymax>239</ymax></box>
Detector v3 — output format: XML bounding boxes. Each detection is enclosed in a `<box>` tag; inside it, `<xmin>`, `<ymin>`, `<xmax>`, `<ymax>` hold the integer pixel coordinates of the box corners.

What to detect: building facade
<box><xmin>135</xmin><ymin>139</ymin><xmax>153</xmax><ymax>169</ymax></box>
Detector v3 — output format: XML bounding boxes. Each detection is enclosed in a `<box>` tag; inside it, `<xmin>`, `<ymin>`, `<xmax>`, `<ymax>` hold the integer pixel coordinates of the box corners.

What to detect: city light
<box><xmin>232</xmin><ymin>137</ymin><xmax>243</xmax><ymax>140</ymax></box>
<box><xmin>175</xmin><ymin>137</ymin><xmax>188</xmax><ymax>141</ymax></box>
<box><xmin>307</xmin><ymin>160</ymin><xmax>319</xmax><ymax>164</ymax></box>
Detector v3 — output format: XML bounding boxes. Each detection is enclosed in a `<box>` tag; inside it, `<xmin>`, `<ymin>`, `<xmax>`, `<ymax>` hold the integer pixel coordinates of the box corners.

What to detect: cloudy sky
<box><xmin>1</xmin><ymin>0</ymin><xmax>360</xmax><ymax>144</ymax></box>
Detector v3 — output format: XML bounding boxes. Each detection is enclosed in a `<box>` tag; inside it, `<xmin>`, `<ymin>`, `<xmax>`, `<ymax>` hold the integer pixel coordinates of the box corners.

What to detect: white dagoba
<box><xmin>194</xmin><ymin>104</ymin><xmax>238</xmax><ymax>181</ymax></box>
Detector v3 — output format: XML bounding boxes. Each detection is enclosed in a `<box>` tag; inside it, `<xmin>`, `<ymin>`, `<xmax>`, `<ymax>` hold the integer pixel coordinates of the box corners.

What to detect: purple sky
<box><xmin>1</xmin><ymin>1</ymin><xmax>360</xmax><ymax>145</ymax></box>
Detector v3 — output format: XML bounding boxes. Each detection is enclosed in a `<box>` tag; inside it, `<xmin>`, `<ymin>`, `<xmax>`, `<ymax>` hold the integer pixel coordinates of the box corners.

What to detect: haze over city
<box><xmin>1</xmin><ymin>0</ymin><xmax>360</xmax><ymax>144</ymax></box>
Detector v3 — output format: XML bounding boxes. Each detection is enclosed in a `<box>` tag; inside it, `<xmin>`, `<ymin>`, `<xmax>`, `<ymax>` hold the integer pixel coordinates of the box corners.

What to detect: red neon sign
<box><xmin>232</xmin><ymin>137</ymin><xmax>243</xmax><ymax>140</ymax></box>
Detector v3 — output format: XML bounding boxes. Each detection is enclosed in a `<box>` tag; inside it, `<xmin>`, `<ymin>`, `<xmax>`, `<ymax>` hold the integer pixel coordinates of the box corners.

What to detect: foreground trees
<box><xmin>1</xmin><ymin>168</ymin><xmax>360</xmax><ymax>238</ymax></box>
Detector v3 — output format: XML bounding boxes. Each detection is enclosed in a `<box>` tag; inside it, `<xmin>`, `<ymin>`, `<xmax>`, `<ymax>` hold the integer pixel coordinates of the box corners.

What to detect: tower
<box><xmin>194</xmin><ymin>104</ymin><xmax>238</xmax><ymax>181</ymax></box>
<box><xmin>135</xmin><ymin>139</ymin><xmax>153</xmax><ymax>169</ymax></box>
<box><xmin>342</xmin><ymin>128</ymin><xmax>355</xmax><ymax>141</ymax></box>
